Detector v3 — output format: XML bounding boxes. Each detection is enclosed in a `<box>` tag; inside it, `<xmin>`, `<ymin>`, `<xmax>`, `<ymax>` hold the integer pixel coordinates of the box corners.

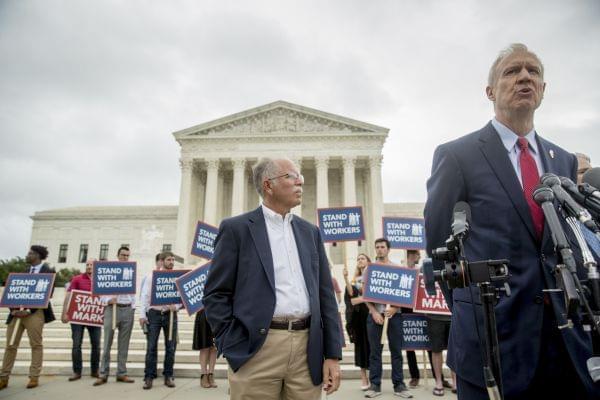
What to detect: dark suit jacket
<box><xmin>203</xmin><ymin>206</ymin><xmax>343</xmax><ymax>385</ymax></box>
<box><xmin>6</xmin><ymin>263</ymin><xmax>56</xmax><ymax>325</ymax></box>
<box><xmin>424</xmin><ymin>122</ymin><xmax>599</xmax><ymax>397</ymax></box>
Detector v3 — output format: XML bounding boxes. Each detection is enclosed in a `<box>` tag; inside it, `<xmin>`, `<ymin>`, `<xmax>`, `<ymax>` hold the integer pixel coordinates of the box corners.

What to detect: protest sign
<box><xmin>362</xmin><ymin>263</ymin><xmax>418</xmax><ymax>308</ymax></box>
<box><xmin>91</xmin><ymin>261</ymin><xmax>137</xmax><ymax>296</ymax></box>
<box><xmin>0</xmin><ymin>273</ymin><xmax>55</xmax><ymax>309</ymax></box>
<box><xmin>65</xmin><ymin>290</ymin><xmax>105</xmax><ymax>327</ymax></box>
<box><xmin>413</xmin><ymin>274</ymin><xmax>451</xmax><ymax>316</ymax></box>
<box><xmin>401</xmin><ymin>314</ymin><xmax>431</xmax><ymax>350</ymax></box>
<box><xmin>150</xmin><ymin>269</ymin><xmax>189</xmax><ymax>306</ymax></box>
<box><xmin>190</xmin><ymin>221</ymin><xmax>218</xmax><ymax>260</ymax></box>
<box><xmin>317</xmin><ymin>206</ymin><xmax>365</xmax><ymax>243</ymax></box>
<box><xmin>175</xmin><ymin>262</ymin><xmax>211</xmax><ymax>316</ymax></box>
<box><xmin>382</xmin><ymin>217</ymin><xmax>426</xmax><ymax>250</ymax></box>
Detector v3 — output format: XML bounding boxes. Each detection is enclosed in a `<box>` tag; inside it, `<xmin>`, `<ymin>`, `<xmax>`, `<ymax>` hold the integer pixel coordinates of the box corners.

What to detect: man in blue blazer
<box><xmin>425</xmin><ymin>44</ymin><xmax>600</xmax><ymax>399</ymax></box>
<box><xmin>203</xmin><ymin>157</ymin><xmax>342</xmax><ymax>399</ymax></box>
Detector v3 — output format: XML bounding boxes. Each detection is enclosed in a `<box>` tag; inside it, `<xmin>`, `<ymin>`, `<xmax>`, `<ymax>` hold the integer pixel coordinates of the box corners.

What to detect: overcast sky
<box><xmin>1</xmin><ymin>0</ymin><xmax>599</xmax><ymax>259</ymax></box>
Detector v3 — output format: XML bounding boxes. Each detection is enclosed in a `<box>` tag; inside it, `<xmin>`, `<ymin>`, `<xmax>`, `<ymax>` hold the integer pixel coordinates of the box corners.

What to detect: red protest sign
<box><xmin>413</xmin><ymin>274</ymin><xmax>451</xmax><ymax>316</ymax></box>
<box><xmin>66</xmin><ymin>290</ymin><xmax>106</xmax><ymax>327</ymax></box>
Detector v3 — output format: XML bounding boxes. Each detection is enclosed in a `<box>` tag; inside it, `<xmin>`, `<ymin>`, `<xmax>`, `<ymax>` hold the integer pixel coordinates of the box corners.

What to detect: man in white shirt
<box><xmin>94</xmin><ymin>246</ymin><xmax>136</xmax><ymax>386</ymax></box>
<box><xmin>204</xmin><ymin>157</ymin><xmax>342</xmax><ymax>400</ymax></box>
<box><xmin>139</xmin><ymin>252</ymin><xmax>179</xmax><ymax>389</ymax></box>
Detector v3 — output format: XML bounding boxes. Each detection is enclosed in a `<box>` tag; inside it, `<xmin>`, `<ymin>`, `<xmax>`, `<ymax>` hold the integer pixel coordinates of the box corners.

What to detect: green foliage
<box><xmin>0</xmin><ymin>257</ymin><xmax>80</xmax><ymax>287</ymax></box>
<box><xmin>55</xmin><ymin>268</ymin><xmax>81</xmax><ymax>287</ymax></box>
<box><xmin>0</xmin><ymin>257</ymin><xmax>28</xmax><ymax>285</ymax></box>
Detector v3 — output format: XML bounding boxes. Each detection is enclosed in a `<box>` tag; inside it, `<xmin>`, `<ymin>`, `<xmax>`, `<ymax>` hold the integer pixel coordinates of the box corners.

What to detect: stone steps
<box><xmin>0</xmin><ymin>289</ymin><xmax>447</xmax><ymax>378</ymax></box>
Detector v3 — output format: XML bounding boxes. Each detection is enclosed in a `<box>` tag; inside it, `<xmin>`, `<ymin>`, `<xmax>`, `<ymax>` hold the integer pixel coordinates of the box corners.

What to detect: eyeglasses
<box><xmin>267</xmin><ymin>172</ymin><xmax>304</xmax><ymax>183</ymax></box>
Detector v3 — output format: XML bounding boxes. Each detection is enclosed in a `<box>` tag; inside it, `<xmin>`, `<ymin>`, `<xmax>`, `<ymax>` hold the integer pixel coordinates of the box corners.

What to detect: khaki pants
<box><xmin>1</xmin><ymin>309</ymin><xmax>45</xmax><ymax>378</ymax></box>
<box><xmin>228</xmin><ymin>329</ymin><xmax>321</xmax><ymax>400</ymax></box>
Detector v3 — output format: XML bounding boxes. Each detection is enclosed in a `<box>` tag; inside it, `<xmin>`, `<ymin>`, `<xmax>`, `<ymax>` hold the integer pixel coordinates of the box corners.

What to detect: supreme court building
<box><xmin>30</xmin><ymin>101</ymin><xmax>424</xmax><ymax>279</ymax></box>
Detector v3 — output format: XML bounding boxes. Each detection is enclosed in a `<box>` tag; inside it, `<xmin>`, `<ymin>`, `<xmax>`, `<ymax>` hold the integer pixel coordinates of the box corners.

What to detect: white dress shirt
<box><xmin>262</xmin><ymin>204</ymin><xmax>311</xmax><ymax>318</ymax></box>
<box><xmin>492</xmin><ymin>118</ymin><xmax>545</xmax><ymax>187</ymax></box>
<box><xmin>100</xmin><ymin>294</ymin><xmax>136</xmax><ymax>308</ymax></box>
<box><xmin>29</xmin><ymin>263</ymin><xmax>43</xmax><ymax>273</ymax></box>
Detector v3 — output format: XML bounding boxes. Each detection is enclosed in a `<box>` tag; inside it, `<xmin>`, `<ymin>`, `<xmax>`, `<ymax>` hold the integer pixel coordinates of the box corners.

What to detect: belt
<box><xmin>149</xmin><ymin>308</ymin><xmax>173</xmax><ymax>315</ymax></box>
<box><xmin>270</xmin><ymin>317</ymin><xmax>310</xmax><ymax>331</ymax></box>
<box><xmin>116</xmin><ymin>303</ymin><xmax>132</xmax><ymax>308</ymax></box>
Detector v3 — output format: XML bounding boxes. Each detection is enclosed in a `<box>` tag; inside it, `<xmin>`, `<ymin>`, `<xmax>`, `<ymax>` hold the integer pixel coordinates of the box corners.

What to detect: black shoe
<box><xmin>164</xmin><ymin>377</ymin><xmax>175</xmax><ymax>388</ymax></box>
<box><xmin>143</xmin><ymin>379</ymin><xmax>153</xmax><ymax>390</ymax></box>
<box><xmin>68</xmin><ymin>374</ymin><xmax>82</xmax><ymax>382</ymax></box>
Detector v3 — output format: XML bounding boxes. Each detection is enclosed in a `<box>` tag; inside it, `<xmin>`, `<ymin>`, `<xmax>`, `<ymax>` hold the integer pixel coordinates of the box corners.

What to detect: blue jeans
<box><xmin>144</xmin><ymin>309</ymin><xmax>178</xmax><ymax>379</ymax></box>
<box><xmin>367</xmin><ymin>313</ymin><xmax>405</xmax><ymax>389</ymax></box>
<box><xmin>71</xmin><ymin>324</ymin><xmax>101</xmax><ymax>375</ymax></box>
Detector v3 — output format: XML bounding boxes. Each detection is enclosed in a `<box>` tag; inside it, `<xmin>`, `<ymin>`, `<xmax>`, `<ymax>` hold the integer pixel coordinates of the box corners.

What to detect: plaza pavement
<box><xmin>0</xmin><ymin>376</ymin><xmax>455</xmax><ymax>400</ymax></box>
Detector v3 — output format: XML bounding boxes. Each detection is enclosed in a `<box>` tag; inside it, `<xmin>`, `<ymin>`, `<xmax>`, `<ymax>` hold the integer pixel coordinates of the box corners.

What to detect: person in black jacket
<box><xmin>0</xmin><ymin>245</ymin><xmax>55</xmax><ymax>390</ymax></box>
<box><xmin>343</xmin><ymin>253</ymin><xmax>371</xmax><ymax>390</ymax></box>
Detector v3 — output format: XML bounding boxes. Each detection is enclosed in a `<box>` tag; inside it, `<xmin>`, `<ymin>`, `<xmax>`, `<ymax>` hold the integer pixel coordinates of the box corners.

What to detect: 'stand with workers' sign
<box><xmin>401</xmin><ymin>314</ymin><xmax>431</xmax><ymax>350</ymax></box>
<box><xmin>0</xmin><ymin>273</ymin><xmax>55</xmax><ymax>308</ymax></box>
<box><xmin>150</xmin><ymin>270</ymin><xmax>189</xmax><ymax>306</ymax></box>
<box><xmin>175</xmin><ymin>263</ymin><xmax>211</xmax><ymax>316</ymax></box>
<box><xmin>190</xmin><ymin>221</ymin><xmax>218</xmax><ymax>260</ymax></box>
<box><xmin>382</xmin><ymin>217</ymin><xmax>426</xmax><ymax>250</ymax></box>
<box><xmin>317</xmin><ymin>206</ymin><xmax>365</xmax><ymax>243</ymax></box>
<box><xmin>91</xmin><ymin>261</ymin><xmax>137</xmax><ymax>296</ymax></box>
<box><xmin>362</xmin><ymin>263</ymin><xmax>419</xmax><ymax>308</ymax></box>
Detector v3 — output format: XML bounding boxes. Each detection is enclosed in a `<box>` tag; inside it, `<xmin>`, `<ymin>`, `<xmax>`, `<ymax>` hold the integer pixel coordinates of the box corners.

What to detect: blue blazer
<box><xmin>203</xmin><ymin>207</ymin><xmax>343</xmax><ymax>385</ymax></box>
<box><xmin>424</xmin><ymin>122</ymin><xmax>599</xmax><ymax>397</ymax></box>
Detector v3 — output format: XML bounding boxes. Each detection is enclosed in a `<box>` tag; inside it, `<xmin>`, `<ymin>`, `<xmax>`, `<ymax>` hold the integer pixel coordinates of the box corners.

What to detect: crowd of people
<box><xmin>342</xmin><ymin>241</ymin><xmax>455</xmax><ymax>398</ymax></box>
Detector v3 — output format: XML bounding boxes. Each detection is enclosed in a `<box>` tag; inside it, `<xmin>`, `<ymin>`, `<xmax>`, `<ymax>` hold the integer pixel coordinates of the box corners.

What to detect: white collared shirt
<box><xmin>261</xmin><ymin>204</ymin><xmax>311</xmax><ymax>318</ymax></box>
<box><xmin>100</xmin><ymin>294</ymin><xmax>136</xmax><ymax>308</ymax></box>
<box><xmin>492</xmin><ymin>118</ymin><xmax>545</xmax><ymax>187</ymax></box>
<box><xmin>138</xmin><ymin>270</ymin><xmax>181</xmax><ymax>319</ymax></box>
<box><xmin>29</xmin><ymin>263</ymin><xmax>43</xmax><ymax>273</ymax></box>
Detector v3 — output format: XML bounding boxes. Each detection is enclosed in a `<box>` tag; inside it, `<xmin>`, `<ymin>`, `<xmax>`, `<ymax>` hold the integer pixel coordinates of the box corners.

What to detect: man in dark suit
<box><xmin>425</xmin><ymin>43</ymin><xmax>600</xmax><ymax>399</ymax></box>
<box><xmin>204</xmin><ymin>157</ymin><xmax>342</xmax><ymax>399</ymax></box>
<box><xmin>0</xmin><ymin>245</ymin><xmax>56</xmax><ymax>390</ymax></box>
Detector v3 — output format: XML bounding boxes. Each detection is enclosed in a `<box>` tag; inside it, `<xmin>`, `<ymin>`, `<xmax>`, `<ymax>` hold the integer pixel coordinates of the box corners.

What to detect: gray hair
<box><xmin>252</xmin><ymin>158</ymin><xmax>279</xmax><ymax>198</ymax></box>
<box><xmin>488</xmin><ymin>43</ymin><xmax>544</xmax><ymax>86</ymax></box>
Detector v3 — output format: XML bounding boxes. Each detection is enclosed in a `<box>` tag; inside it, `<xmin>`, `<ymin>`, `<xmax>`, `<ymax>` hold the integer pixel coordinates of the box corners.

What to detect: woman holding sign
<box><xmin>192</xmin><ymin>310</ymin><xmax>217</xmax><ymax>389</ymax></box>
<box><xmin>343</xmin><ymin>253</ymin><xmax>371</xmax><ymax>391</ymax></box>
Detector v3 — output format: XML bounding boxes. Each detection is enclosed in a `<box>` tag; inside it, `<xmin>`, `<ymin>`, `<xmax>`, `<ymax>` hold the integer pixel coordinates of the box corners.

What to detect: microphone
<box><xmin>560</xmin><ymin>176</ymin><xmax>600</xmax><ymax>221</ymax></box>
<box><xmin>580</xmin><ymin>183</ymin><xmax>600</xmax><ymax>202</ymax></box>
<box><xmin>582</xmin><ymin>167</ymin><xmax>600</xmax><ymax>200</ymax></box>
<box><xmin>541</xmin><ymin>173</ymin><xmax>600</xmax><ymax>234</ymax></box>
<box><xmin>533</xmin><ymin>185</ymin><xmax>580</xmax><ymax>317</ymax></box>
<box><xmin>451</xmin><ymin>201</ymin><xmax>471</xmax><ymax>239</ymax></box>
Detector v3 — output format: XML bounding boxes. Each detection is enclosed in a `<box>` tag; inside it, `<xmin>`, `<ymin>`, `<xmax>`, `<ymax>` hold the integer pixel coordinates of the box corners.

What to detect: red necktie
<box><xmin>517</xmin><ymin>137</ymin><xmax>544</xmax><ymax>240</ymax></box>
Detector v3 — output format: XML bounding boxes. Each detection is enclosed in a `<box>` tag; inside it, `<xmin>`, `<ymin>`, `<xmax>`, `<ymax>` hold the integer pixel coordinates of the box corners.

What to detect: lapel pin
<box><xmin>549</xmin><ymin>149</ymin><xmax>555</xmax><ymax>159</ymax></box>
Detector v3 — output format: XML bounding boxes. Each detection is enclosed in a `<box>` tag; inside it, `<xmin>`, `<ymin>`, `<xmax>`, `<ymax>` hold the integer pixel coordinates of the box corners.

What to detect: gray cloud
<box><xmin>0</xmin><ymin>0</ymin><xmax>599</xmax><ymax>258</ymax></box>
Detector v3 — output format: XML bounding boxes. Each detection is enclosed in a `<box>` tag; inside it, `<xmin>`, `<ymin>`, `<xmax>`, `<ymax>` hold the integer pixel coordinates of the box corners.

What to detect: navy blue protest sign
<box><xmin>92</xmin><ymin>261</ymin><xmax>137</xmax><ymax>296</ymax></box>
<box><xmin>317</xmin><ymin>206</ymin><xmax>365</xmax><ymax>243</ymax></box>
<box><xmin>383</xmin><ymin>217</ymin><xmax>426</xmax><ymax>250</ymax></box>
<box><xmin>0</xmin><ymin>273</ymin><xmax>55</xmax><ymax>308</ymax></box>
<box><xmin>175</xmin><ymin>263</ymin><xmax>211</xmax><ymax>316</ymax></box>
<box><xmin>190</xmin><ymin>221</ymin><xmax>218</xmax><ymax>260</ymax></box>
<box><xmin>362</xmin><ymin>263</ymin><xmax>419</xmax><ymax>308</ymax></box>
<box><xmin>150</xmin><ymin>269</ymin><xmax>190</xmax><ymax>306</ymax></box>
<box><xmin>401</xmin><ymin>314</ymin><xmax>430</xmax><ymax>350</ymax></box>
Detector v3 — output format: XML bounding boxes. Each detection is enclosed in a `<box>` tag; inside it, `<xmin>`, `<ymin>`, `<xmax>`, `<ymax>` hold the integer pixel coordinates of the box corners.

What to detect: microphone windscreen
<box><xmin>453</xmin><ymin>201</ymin><xmax>471</xmax><ymax>223</ymax></box>
<box><xmin>582</xmin><ymin>167</ymin><xmax>600</xmax><ymax>190</ymax></box>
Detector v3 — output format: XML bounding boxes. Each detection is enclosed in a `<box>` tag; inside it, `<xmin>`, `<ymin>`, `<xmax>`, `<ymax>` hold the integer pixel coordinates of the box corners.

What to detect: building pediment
<box><xmin>173</xmin><ymin>100</ymin><xmax>388</xmax><ymax>139</ymax></box>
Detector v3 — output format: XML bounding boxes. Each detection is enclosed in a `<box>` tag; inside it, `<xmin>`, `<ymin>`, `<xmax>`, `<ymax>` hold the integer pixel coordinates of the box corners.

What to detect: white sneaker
<box><xmin>394</xmin><ymin>388</ymin><xmax>413</xmax><ymax>398</ymax></box>
<box><xmin>364</xmin><ymin>387</ymin><xmax>382</xmax><ymax>398</ymax></box>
